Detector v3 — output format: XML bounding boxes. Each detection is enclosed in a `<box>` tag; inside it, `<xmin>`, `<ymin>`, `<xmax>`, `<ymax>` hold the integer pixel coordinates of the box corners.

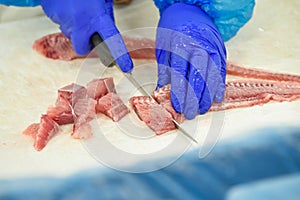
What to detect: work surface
<box><xmin>0</xmin><ymin>0</ymin><xmax>299</xmax><ymax>179</ymax></box>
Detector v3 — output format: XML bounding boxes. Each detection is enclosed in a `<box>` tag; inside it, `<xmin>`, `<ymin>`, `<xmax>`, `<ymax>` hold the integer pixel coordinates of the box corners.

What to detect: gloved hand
<box><xmin>156</xmin><ymin>3</ymin><xmax>227</xmax><ymax>119</ymax></box>
<box><xmin>41</xmin><ymin>0</ymin><xmax>133</xmax><ymax>72</ymax></box>
<box><xmin>0</xmin><ymin>0</ymin><xmax>40</xmax><ymax>6</ymax></box>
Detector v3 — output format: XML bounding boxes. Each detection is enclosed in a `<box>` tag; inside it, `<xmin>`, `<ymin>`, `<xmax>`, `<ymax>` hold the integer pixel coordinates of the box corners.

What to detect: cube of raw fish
<box><xmin>152</xmin><ymin>84</ymin><xmax>185</xmax><ymax>124</ymax></box>
<box><xmin>86</xmin><ymin>77</ymin><xmax>116</xmax><ymax>100</ymax></box>
<box><xmin>34</xmin><ymin>115</ymin><xmax>60</xmax><ymax>151</ymax></box>
<box><xmin>130</xmin><ymin>96</ymin><xmax>176</xmax><ymax>135</ymax></box>
<box><xmin>46</xmin><ymin>94</ymin><xmax>74</xmax><ymax>125</ymax></box>
<box><xmin>96</xmin><ymin>92</ymin><xmax>130</xmax><ymax>122</ymax></box>
<box><xmin>73</xmin><ymin>98</ymin><xmax>97</xmax><ymax>120</ymax></box>
<box><xmin>58</xmin><ymin>83</ymin><xmax>87</xmax><ymax>105</ymax></box>
<box><xmin>71</xmin><ymin>98</ymin><xmax>97</xmax><ymax>139</ymax></box>
<box><xmin>72</xmin><ymin>118</ymin><xmax>92</xmax><ymax>139</ymax></box>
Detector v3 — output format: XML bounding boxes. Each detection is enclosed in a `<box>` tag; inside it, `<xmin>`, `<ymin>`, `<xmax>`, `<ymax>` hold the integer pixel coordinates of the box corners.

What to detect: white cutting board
<box><xmin>0</xmin><ymin>0</ymin><xmax>299</xmax><ymax>178</ymax></box>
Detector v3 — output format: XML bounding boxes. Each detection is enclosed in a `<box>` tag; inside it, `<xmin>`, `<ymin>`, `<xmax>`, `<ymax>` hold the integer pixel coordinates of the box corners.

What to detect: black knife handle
<box><xmin>90</xmin><ymin>33</ymin><xmax>116</xmax><ymax>68</ymax></box>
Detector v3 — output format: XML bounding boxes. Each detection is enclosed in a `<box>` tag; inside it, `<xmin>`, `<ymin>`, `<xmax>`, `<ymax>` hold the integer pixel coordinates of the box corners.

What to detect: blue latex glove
<box><xmin>40</xmin><ymin>0</ymin><xmax>133</xmax><ymax>73</ymax></box>
<box><xmin>0</xmin><ymin>0</ymin><xmax>40</xmax><ymax>6</ymax></box>
<box><xmin>156</xmin><ymin>3</ymin><xmax>227</xmax><ymax>119</ymax></box>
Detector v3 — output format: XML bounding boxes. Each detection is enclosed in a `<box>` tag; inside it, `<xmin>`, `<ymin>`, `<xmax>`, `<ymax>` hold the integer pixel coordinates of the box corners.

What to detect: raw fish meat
<box><xmin>114</xmin><ymin>0</ymin><xmax>132</xmax><ymax>4</ymax></box>
<box><xmin>46</xmin><ymin>83</ymin><xmax>87</xmax><ymax>126</ymax></box>
<box><xmin>151</xmin><ymin>80</ymin><xmax>300</xmax><ymax>114</ymax></box>
<box><xmin>32</xmin><ymin>33</ymin><xmax>84</xmax><ymax>60</ymax></box>
<box><xmin>130</xmin><ymin>96</ymin><xmax>176</xmax><ymax>135</ymax></box>
<box><xmin>34</xmin><ymin>115</ymin><xmax>60</xmax><ymax>151</ymax></box>
<box><xmin>73</xmin><ymin>98</ymin><xmax>97</xmax><ymax>120</ymax></box>
<box><xmin>152</xmin><ymin>85</ymin><xmax>185</xmax><ymax>124</ymax></box>
<box><xmin>72</xmin><ymin>93</ymin><xmax>97</xmax><ymax>139</ymax></box>
<box><xmin>46</xmin><ymin>94</ymin><xmax>74</xmax><ymax>125</ymax></box>
<box><xmin>33</xmin><ymin>33</ymin><xmax>156</xmax><ymax>61</ymax></box>
<box><xmin>132</xmin><ymin>78</ymin><xmax>300</xmax><ymax>135</ymax></box>
<box><xmin>96</xmin><ymin>92</ymin><xmax>130</xmax><ymax>122</ymax></box>
<box><xmin>29</xmin><ymin>33</ymin><xmax>300</xmax><ymax>143</ymax></box>
<box><xmin>72</xmin><ymin>97</ymin><xmax>97</xmax><ymax>139</ymax></box>
<box><xmin>123</xmin><ymin>36</ymin><xmax>156</xmax><ymax>60</ymax></box>
<box><xmin>31</xmin><ymin>32</ymin><xmax>300</xmax><ymax>87</ymax></box>
<box><xmin>22</xmin><ymin>123</ymin><xmax>39</xmax><ymax>138</ymax></box>
<box><xmin>86</xmin><ymin>78</ymin><xmax>116</xmax><ymax>100</ymax></box>
<box><xmin>71</xmin><ymin>87</ymin><xmax>99</xmax><ymax>139</ymax></box>
<box><xmin>23</xmin><ymin>77</ymin><xmax>129</xmax><ymax>150</ymax></box>
<box><xmin>210</xmin><ymin>80</ymin><xmax>300</xmax><ymax>111</ymax></box>
<box><xmin>23</xmin><ymin>115</ymin><xmax>60</xmax><ymax>151</ymax></box>
<box><xmin>33</xmin><ymin>34</ymin><xmax>300</xmax><ymax>83</ymax></box>
<box><xmin>72</xmin><ymin>121</ymin><xmax>92</xmax><ymax>140</ymax></box>
<box><xmin>58</xmin><ymin>83</ymin><xmax>87</xmax><ymax>105</ymax></box>
<box><xmin>227</xmin><ymin>62</ymin><xmax>300</xmax><ymax>83</ymax></box>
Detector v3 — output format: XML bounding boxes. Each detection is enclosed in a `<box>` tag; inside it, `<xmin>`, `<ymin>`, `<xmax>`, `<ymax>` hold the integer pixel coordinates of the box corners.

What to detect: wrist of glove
<box><xmin>41</xmin><ymin>0</ymin><xmax>133</xmax><ymax>73</ymax></box>
<box><xmin>0</xmin><ymin>0</ymin><xmax>40</xmax><ymax>6</ymax></box>
<box><xmin>156</xmin><ymin>3</ymin><xmax>226</xmax><ymax>119</ymax></box>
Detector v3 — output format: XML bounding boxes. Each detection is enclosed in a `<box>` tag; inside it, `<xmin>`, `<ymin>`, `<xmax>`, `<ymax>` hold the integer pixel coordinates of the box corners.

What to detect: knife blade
<box><xmin>90</xmin><ymin>33</ymin><xmax>198</xmax><ymax>143</ymax></box>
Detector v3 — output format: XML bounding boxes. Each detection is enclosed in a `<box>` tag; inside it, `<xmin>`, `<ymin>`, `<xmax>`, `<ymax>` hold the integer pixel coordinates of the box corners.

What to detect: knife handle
<box><xmin>90</xmin><ymin>32</ymin><xmax>116</xmax><ymax>68</ymax></box>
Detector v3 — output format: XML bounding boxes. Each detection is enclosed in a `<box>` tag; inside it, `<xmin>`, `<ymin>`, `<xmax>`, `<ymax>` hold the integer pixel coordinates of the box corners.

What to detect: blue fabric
<box><xmin>227</xmin><ymin>174</ymin><xmax>300</xmax><ymax>200</ymax></box>
<box><xmin>156</xmin><ymin>3</ymin><xmax>226</xmax><ymax>119</ymax></box>
<box><xmin>1</xmin><ymin>126</ymin><xmax>300</xmax><ymax>199</ymax></box>
<box><xmin>154</xmin><ymin>0</ymin><xmax>255</xmax><ymax>41</ymax></box>
<box><xmin>0</xmin><ymin>0</ymin><xmax>40</xmax><ymax>6</ymax></box>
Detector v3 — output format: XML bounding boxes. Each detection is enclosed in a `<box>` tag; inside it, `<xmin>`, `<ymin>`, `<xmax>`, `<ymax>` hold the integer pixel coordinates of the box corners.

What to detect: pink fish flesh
<box><xmin>86</xmin><ymin>78</ymin><xmax>116</xmax><ymax>100</ymax></box>
<box><xmin>227</xmin><ymin>62</ymin><xmax>300</xmax><ymax>83</ymax></box>
<box><xmin>152</xmin><ymin>85</ymin><xmax>185</xmax><ymax>124</ymax></box>
<box><xmin>23</xmin><ymin>115</ymin><xmax>60</xmax><ymax>151</ymax></box>
<box><xmin>23</xmin><ymin>77</ymin><xmax>130</xmax><ymax>150</ymax></box>
<box><xmin>33</xmin><ymin>33</ymin><xmax>156</xmax><ymax>61</ymax></box>
<box><xmin>210</xmin><ymin>80</ymin><xmax>300</xmax><ymax>111</ymax></box>
<box><xmin>130</xmin><ymin>96</ymin><xmax>176</xmax><ymax>135</ymax></box>
<box><xmin>96</xmin><ymin>92</ymin><xmax>130</xmax><ymax>122</ymax></box>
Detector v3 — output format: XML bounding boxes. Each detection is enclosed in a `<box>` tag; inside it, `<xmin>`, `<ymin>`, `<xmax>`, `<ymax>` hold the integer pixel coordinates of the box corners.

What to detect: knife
<box><xmin>90</xmin><ymin>33</ymin><xmax>198</xmax><ymax>143</ymax></box>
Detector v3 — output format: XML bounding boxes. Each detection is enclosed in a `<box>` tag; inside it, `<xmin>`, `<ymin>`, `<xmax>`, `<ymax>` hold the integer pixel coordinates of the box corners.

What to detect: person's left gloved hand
<box><xmin>156</xmin><ymin>3</ymin><xmax>227</xmax><ymax>119</ymax></box>
<box><xmin>41</xmin><ymin>0</ymin><xmax>133</xmax><ymax>73</ymax></box>
<box><xmin>0</xmin><ymin>0</ymin><xmax>40</xmax><ymax>6</ymax></box>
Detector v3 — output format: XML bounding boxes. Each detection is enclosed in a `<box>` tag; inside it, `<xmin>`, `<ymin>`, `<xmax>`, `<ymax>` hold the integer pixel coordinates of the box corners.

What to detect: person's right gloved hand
<box><xmin>40</xmin><ymin>0</ymin><xmax>133</xmax><ymax>73</ymax></box>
